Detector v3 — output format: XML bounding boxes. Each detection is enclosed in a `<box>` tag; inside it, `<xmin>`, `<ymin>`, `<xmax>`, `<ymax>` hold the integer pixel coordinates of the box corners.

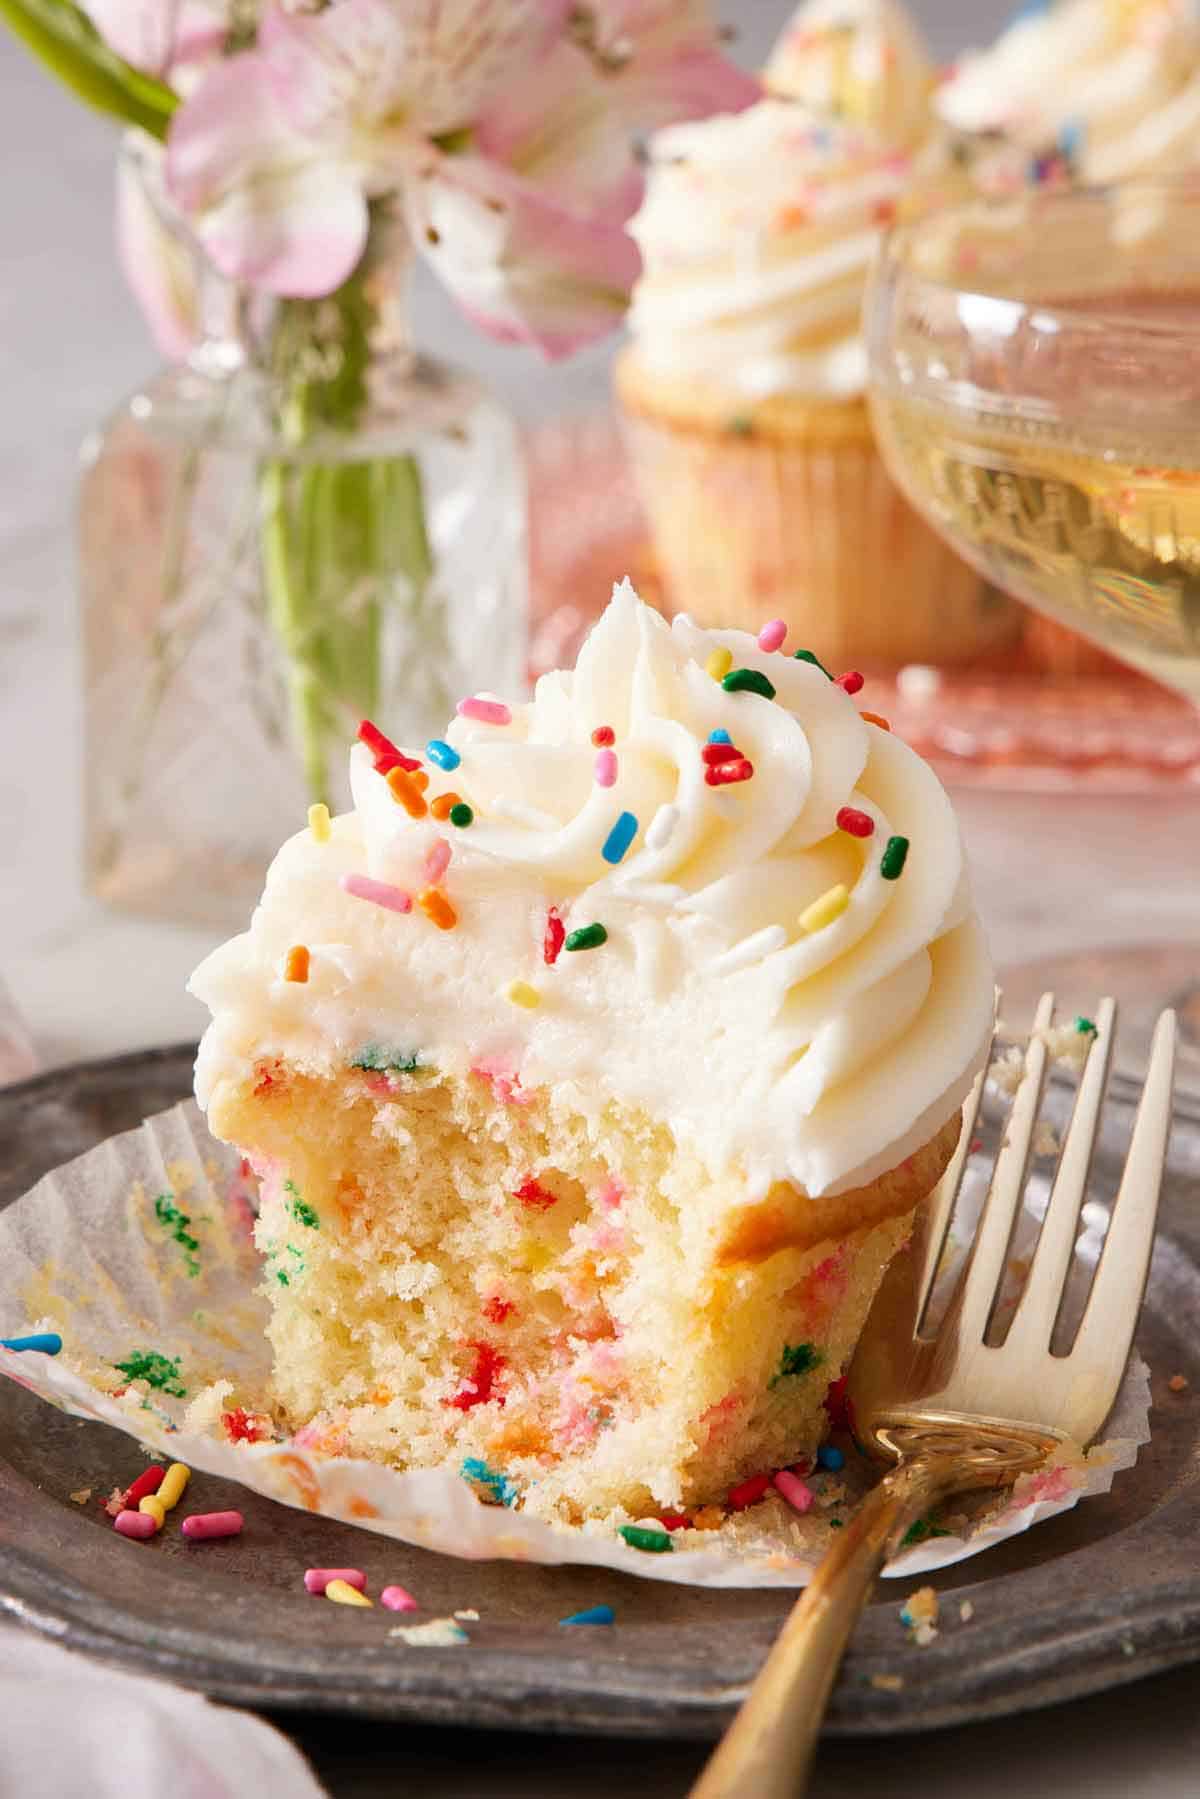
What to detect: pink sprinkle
<box><xmin>339</xmin><ymin>873</ymin><xmax>412</xmax><ymax>914</ymax></box>
<box><xmin>757</xmin><ymin>619</ymin><xmax>787</xmax><ymax>652</ymax></box>
<box><xmin>457</xmin><ymin>696</ymin><xmax>511</xmax><ymax>726</ymax></box>
<box><xmin>835</xmin><ymin>670</ymin><xmax>865</xmax><ymax>695</ymax></box>
<box><xmin>594</xmin><ymin>748</ymin><xmax>618</xmax><ymax>787</ymax></box>
<box><xmin>114</xmin><ymin>1509</ymin><xmax>157</xmax><ymax>1540</ymax></box>
<box><xmin>597</xmin><ymin>1178</ymin><xmax>624</xmax><ymax>1212</ymax></box>
<box><xmin>773</xmin><ymin>1470</ymin><xmax>815</xmax><ymax>1514</ymax></box>
<box><xmin>380</xmin><ymin>1584</ymin><xmax>420</xmax><ymax>1613</ymax></box>
<box><xmin>181</xmin><ymin>1510</ymin><xmax>243</xmax><ymax>1540</ymax></box>
<box><xmin>305</xmin><ymin>1567</ymin><xmax>367</xmax><ymax>1596</ymax></box>
<box><xmin>423</xmin><ymin>837</ymin><xmax>452</xmax><ymax>884</ymax></box>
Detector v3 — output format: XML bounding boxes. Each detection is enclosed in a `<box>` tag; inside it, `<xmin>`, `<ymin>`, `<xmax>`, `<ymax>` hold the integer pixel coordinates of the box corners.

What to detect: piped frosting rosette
<box><xmin>193</xmin><ymin>583</ymin><xmax>994</xmax><ymax>1202</ymax></box>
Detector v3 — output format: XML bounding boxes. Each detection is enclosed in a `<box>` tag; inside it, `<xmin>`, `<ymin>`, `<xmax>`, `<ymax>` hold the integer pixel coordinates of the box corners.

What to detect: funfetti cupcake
<box><xmin>615</xmin><ymin>94</ymin><xmax>1016</xmax><ymax>668</ymax></box>
<box><xmin>189</xmin><ymin>582</ymin><xmax>994</xmax><ymax>1528</ymax></box>
<box><xmin>764</xmin><ymin>0</ymin><xmax>935</xmax><ymax>149</ymax></box>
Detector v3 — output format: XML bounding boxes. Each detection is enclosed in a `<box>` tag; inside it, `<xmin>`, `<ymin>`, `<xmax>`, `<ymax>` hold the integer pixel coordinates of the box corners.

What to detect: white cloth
<box><xmin>0</xmin><ymin>1629</ymin><xmax>326</xmax><ymax>1799</ymax></box>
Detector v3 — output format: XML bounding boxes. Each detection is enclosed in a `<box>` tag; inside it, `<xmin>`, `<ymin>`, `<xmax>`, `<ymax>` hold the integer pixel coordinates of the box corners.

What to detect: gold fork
<box><xmin>691</xmin><ymin>997</ymin><xmax>1176</xmax><ymax>1799</ymax></box>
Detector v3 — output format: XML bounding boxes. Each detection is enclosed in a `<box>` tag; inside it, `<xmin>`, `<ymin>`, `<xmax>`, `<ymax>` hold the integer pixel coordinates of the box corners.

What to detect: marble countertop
<box><xmin>3</xmin><ymin>3</ymin><xmax>1199</xmax><ymax>1793</ymax></box>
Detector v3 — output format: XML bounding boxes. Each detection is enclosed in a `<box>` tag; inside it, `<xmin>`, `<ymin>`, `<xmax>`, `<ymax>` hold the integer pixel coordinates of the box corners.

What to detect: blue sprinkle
<box><xmin>1058</xmin><ymin>118</ymin><xmax>1084</xmax><ymax>163</ymax></box>
<box><xmin>460</xmin><ymin>1456</ymin><xmax>518</xmax><ymax>1508</ymax></box>
<box><xmin>561</xmin><ymin>1604</ymin><xmax>615</xmax><ymax>1627</ymax></box>
<box><xmin>817</xmin><ymin>1445</ymin><xmax>844</xmax><ymax>1472</ymax></box>
<box><xmin>601</xmin><ymin>810</ymin><xmax>639</xmax><ymax>866</ymax></box>
<box><xmin>2</xmin><ymin>1332</ymin><xmax>62</xmax><ymax>1355</ymax></box>
<box><xmin>426</xmin><ymin>738</ymin><xmax>460</xmax><ymax>771</ymax></box>
<box><xmin>707</xmin><ymin>729</ymin><xmax>732</xmax><ymax>744</ymax></box>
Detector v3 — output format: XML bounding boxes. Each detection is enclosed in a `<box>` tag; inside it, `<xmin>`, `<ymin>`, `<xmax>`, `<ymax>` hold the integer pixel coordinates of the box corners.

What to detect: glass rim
<box><xmin>877</xmin><ymin>175</ymin><xmax>1200</xmax><ymax>333</ymax></box>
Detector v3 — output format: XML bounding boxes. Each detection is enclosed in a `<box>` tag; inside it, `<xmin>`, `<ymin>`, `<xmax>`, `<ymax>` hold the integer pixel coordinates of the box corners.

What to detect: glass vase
<box><xmin>81</xmin><ymin>188</ymin><xmax>526</xmax><ymax>930</ymax></box>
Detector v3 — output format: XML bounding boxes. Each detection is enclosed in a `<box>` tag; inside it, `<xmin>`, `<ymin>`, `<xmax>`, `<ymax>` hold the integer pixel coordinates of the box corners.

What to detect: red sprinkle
<box><xmin>705</xmin><ymin>758</ymin><xmax>754</xmax><ymax>787</ymax></box>
<box><xmin>727</xmin><ymin>1473</ymin><xmax>771</xmax><ymax>1511</ymax></box>
<box><xmin>658</xmin><ymin>1512</ymin><xmax>692</xmax><ymax>1532</ymax></box>
<box><xmin>123</xmin><ymin>1465</ymin><xmax>165</xmax><ymax>1507</ymax></box>
<box><xmin>701</xmin><ymin>741</ymin><xmax>743</xmax><ymax>766</ymax></box>
<box><xmin>835</xmin><ymin>671</ymin><xmax>865</xmax><ymax>695</ymax></box>
<box><xmin>543</xmin><ymin>907</ymin><xmax>566</xmax><ymax>966</ymax></box>
<box><xmin>482</xmin><ymin>1293</ymin><xmax>516</xmax><ymax>1324</ymax></box>
<box><xmin>591</xmin><ymin>725</ymin><xmax>615</xmax><ymax>746</ymax></box>
<box><xmin>443</xmin><ymin>1341</ymin><xmax>506</xmax><ymax>1411</ymax></box>
<box><xmin>835</xmin><ymin>806</ymin><xmax>875</xmax><ymax>839</ymax></box>
<box><xmin>823</xmin><ymin>1375</ymin><xmax>856</xmax><ymax>1435</ymax></box>
<box><xmin>514</xmin><ymin>1177</ymin><xmax>558</xmax><ymax>1211</ymax></box>
<box><xmin>221</xmin><ymin>1406</ymin><xmax>271</xmax><ymax>1445</ymax></box>
<box><xmin>359</xmin><ymin>720</ymin><xmax>421</xmax><ymax>774</ymax></box>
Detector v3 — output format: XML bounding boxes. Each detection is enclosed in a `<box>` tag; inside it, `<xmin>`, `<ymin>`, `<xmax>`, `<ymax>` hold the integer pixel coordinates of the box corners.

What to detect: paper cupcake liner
<box><xmin>619</xmin><ymin>407</ymin><xmax>1021</xmax><ymax>669</ymax></box>
<box><xmin>0</xmin><ymin>1103</ymin><xmax>1148</xmax><ymax>1588</ymax></box>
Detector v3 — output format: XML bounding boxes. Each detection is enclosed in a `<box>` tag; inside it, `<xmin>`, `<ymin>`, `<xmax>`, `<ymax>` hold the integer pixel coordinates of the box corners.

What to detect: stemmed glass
<box><xmin>865</xmin><ymin>181</ymin><xmax>1200</xmax><ymax>1083</ymax></box>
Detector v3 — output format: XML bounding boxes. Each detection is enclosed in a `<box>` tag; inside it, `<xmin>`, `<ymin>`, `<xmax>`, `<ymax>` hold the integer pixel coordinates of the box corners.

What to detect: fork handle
<box><xmin>689</xmin><ymin>1456</ymin><xmax>962</xmax><ymax>1799</ymax></box>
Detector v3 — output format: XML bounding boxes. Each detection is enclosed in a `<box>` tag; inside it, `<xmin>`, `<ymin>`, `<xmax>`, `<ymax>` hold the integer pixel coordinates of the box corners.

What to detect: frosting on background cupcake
<box><xmin>937</xmin><ymin>0</ymin><xmax>1200</xmax><ymax>188</ymax></box>
<box><xmin>192</xmin><ymin>583</ymin><xmax>994</xmax><ymax>1201</ymax></box>
<box><xmin>764</xmin><ymin>0</ymin><xmax>935</xmax><ymax>149</ymax></box>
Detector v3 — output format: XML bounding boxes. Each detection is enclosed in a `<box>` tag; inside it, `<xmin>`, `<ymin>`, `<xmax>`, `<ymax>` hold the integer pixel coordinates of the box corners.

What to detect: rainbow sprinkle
<box><xmin>861</xmin><ymin>710</ymin><xmax>891</xmax><ymax>732</ymax></box>
<box><xmin>645</xmin><ymin>804</ymin><xmax>679</xmax><ymax>851</ymax></box>
<box><xmin>561</xmin><ymin>1605</ymin><xmax>615</xmax><ymax>1626</ymax></box>
<box><xmin>386</xmin><ymin>766</ymin><xmax>428</xmax><ymax>819</ymax></box>
<box><xmin>283</xmin><ymin>945</ymin><xmax>310</xmax><ymax>983</ymax></box>
<box><xmin>505</xmin><ymin>980</ymin><xmax>540</xmax><ymax>1009</ymax></box>
<box><xmin>594</xmin><ymin>748</ymin><xmax>618</xmax><ymax>787</ymax></box>
<box><xmin>706</xmin><ymin>758</ymin><xmax>754</xmax><ymax>788</ymax></box>
<box><xmin>800</xmin><ymin>885</ymin><xmax>849</xmax><ymax>933</ymax></box>
<box><xmin>601</xmin><ymin>811</ymin><xmax>638</xmax><ymax>865</ymax></box>
<box><xmin>619</xmin><ymin>1524</ymin><xmax>673</xmax><ymax>1553</ymax></box>
<box><xmin>835</xmin><ymin>670</ymin><xmax>865</xmax><ymax>695</ymax></box>
<box><xmin>359</xmin><ymin>719</ymin><xmax>420</xmax><ymax>772</ymax></box>
<box><xmin>340</xmin><ymin>873</ymin><xmax>413</xmax><ymax>915</ymax></box>
<box><xmin>418</xmin><ymin>887</ymin><xmax>458</xmax><ymax>930</ymax></box>
<box><xmin>457</xmin><ymin>696</ymin><xmax>511</xmax><ymax>726</ymax></box>
<box><xmin>880</xmin><ymin>836</ymin><xmax>909</xmax><ymax>881</ymax></box>
<box><xmin>836</xmin><ymin>806</ymin><xmax>875</xmax><ymax>839</ymax></box>
<box><xmin>722</xmin><ymin>668</ymin><xmax>776</xmax><ymax>700</ymax></box>
<box><xmin>707</xmin><ymin>729</ymin><xmax>732</xmax><ymax>744</ymax></box>
<box><xmin>794</xmin><ymin>649</ymin><xmax>832</xmax><ymax>678</ymax></box>
<box><xmin>757</xmin><ymin>619</ymin><xmax>787</xmax><ymax>652</ymax></box>
<box><xmin>431</xmin><ymin>792</ymin><xmax>462</xmax><ymax>820</ymax></box>
<box><xmin>591</xmin><ymin>725</ymin><xmax>615</xmax><ymax>746</ymax></box>
<box><xmin>307</xmin><ymin>803</ymin><xmax>331</xmax><ymax>842</ymax></box>
<box><xmin>1</xmin><ymin>1332</ymin><xmax>61</xmax><ymax>1355</ymax></box>
<box><xmin>705</xmin><ymin>646</ymin><xmax>733</xmax><ymax>681</ymax></box>
<box><xmin>461</xmin><ymin>1457</ymin><xmax>518</xmax><ymax>1507</ymax></box>
<box><xmin>565</xmin><ymin>923</ymin><xmax>607</xmax><ymax>952</ymax></box>
<box><xmin>448</xmin><ymin>802</ymin><xmax>474</xmax><ymax>828</ymax></box>
<box><xmin>773</xmin><ymin>1470</ymin><xmax>814</xmax><ymax>1514</ymax></box>
<box><xmin>426</xmin><ymin>739</ymin><xmax>460</xmax><ymax>771</ymax></box>
<box><xmin>424</xmin><ymin>839</ymin><xmax>451</xmax><ymax>884</ymax></box>
<box><xmin>543</xmin><ymin>907</ymin><xmax>566</xmax><ymax>964</ymax></box>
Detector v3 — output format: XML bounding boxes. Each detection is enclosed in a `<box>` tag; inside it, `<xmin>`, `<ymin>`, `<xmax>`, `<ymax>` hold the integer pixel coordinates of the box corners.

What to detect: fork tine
<box><xmin>1006</xmin><ymin>997</ymin><xmax>1116</xmax><ymax>1356</ymax></box>
<box><xmin>1069</xmin><ymin>1010</ymin><xmax>1176</xmax><ymax>1434</ymax></box>
<box><xmin>914</xmin><ymin>1063</ymin><xmax>987</xmax><ymax>1330</ymax></box>
<box><xmin>953</xmin><ymin>991</ymin><xmax>1056</xmax><ymax>1344</ymax></box>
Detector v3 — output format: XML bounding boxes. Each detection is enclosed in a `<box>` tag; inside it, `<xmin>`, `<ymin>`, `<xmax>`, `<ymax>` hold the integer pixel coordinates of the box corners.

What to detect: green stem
<box><xmin>0</xmin><ymin>0</ymin><xmax>177</xmax><ymax>137</ymax></box>
<box><xmin>260</xmin><ymin>459</ymin><xmax>332</xmax><ymax>807</ymax></box>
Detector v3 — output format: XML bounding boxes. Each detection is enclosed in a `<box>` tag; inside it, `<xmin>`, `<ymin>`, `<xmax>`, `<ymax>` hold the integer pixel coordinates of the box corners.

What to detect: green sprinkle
<box><xmin>900</xmin><ymin>1515</ymin><xmax>951</xmax><ymax>1548</ymax></box>
<box><xmin>794</xmin><ymin>648</ymin><xmax>832</xmax><ymax>678</ymax></box>
<box><xmin>113</xmin><ymin>1350</ymin><xmax>186</xmax><ymax>1398</ymax></box>
<box><xmin>829</xmin><ymin>1518</ymin><xmax>845</xmax><ymax>1529</ymax></box>
<box><xmin>771</xmin><ymin>1341</ymin><xmax>823</xmax><ymax>1386</ymax></box>
<box><xmin>880</xmin><ymin>835</ymin><xmax>909</xmax><ymax>881</ymax></box>
<box><xmin>565</xmin><ymin>923</ymin><xmax>608</xmax><ymax>952</ymax></box>
<box><xmin>349</xmin><ymin>1045</ymin><xmax>421</xmax><ymax>1073</ymax></box>
<box><xmin>449</xmin><ymin>802</ymin><xmax>474</xmax><ymax>828</ymax></box>
<box><xmin>727</xmin><ymin>414</ymin><xmax>754</xmax><ymax>437</ymax></box>
<box><xmin>284</xmin><ymin>1180</ymin><xmax>320</xmax><ymax>1229</ymax></box>
<box><xmin>1073</xmin><ymin>1015</ymin><xmax>1098</xmax><ymax>1036</ymax></box>
<box><xmin>153</xmin><ymin>1192</ymin><xmax>200</xmax><ymax>1277</ymax></box>
<box><xmin>276</xmin><ymin>1269</ymin><xmax>290</xmax><ymax>1287</ymax></box>
<box><xmin>619</xmin><ymin>1524</ymin><xmax>674</xmax><ymax>1553</ymax></box>
<box><xmin>721</xmin><ymin>667</ymin><xmax>777</xmax><ymax>701</ymax></box>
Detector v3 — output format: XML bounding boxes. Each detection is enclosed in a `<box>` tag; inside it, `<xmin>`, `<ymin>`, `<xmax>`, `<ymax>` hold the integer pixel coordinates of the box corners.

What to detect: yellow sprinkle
<box><xmin>800</xmin><ymin>883</ymin><xmax>850</xmax><ymax>934</ymax></box>
<box><xmin>706</xmin><ymin>647</ymin><xmax>733</xmax><ymax>681</ymax></box>
<box><xmin>505</xmin><ymin>980</ymin><xmax>541</xmax><ymax>1009</ymax></box>
<box><xmin>158</xmin><ymin>1462</ymin><xmax>190</xmax><ymax>1512</ymax></box>
<box><xmin>138</xmin><ymin>1494</ymin><xmax>166</xmax><ymax>1529</ymax></box>
<box><xmin>326</xmin><ymin>1578</ymin><xmax>373</xmax><ymax>1608</ymax></box>
<box><xmin>307</xmin><ymin>802</ymin><xmax>331</xmax><ymax>842</ymax></box>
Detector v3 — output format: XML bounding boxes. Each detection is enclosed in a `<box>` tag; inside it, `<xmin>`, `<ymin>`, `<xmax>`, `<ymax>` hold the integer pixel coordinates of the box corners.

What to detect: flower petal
<box><xmin>166</xmin><ymin>52</ymin><xmax>368</xmax><ymax>296</ymax></box>
<box><xmin>116</xmin><ymin>138</ymin><xmax>201</xmax><ymax>360</ymax></box>
<box><xmin>82</xmin><ymin>0</ymin><xmax>224</xmax><ymax>77</ymax></box>
<box><xmin>586</xmin><ymin>0</ymin><xmax>759</xmax><ymax>126</ymax></box>
<box><xmin>407</xmin><ymin>156</ymin><xmax>641</xmax><ymax>359</ymax></box>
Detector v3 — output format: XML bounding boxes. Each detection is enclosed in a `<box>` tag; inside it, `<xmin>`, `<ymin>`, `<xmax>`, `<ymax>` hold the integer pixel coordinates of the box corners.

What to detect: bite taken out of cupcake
<box><xmin>189</xmin><ymin>581</ymin><xmax>994</xmax><ymax>1529</ymax></box>
<box><xmin>615</xmin><ymin>0</ymin><xmax>1019</xmax><ymax>671</ymax></box>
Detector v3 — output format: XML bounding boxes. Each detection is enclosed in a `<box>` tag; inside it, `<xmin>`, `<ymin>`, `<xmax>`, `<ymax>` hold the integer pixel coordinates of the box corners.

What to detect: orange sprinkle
<box><xmin>860</xmin><ymin>711</ymin><xmax>892</xmax><ymax>732</ymax></box>
<box><xmin>430</xmin><ymin>791</ymin><xmax>462</xmax><ymax>821</ymax></box>
<box><xmin>283</xmin><ymin>945</ymin><xmax>310</xmax><ymax>983</ymax></box>
<box><xmin>386</xmin><ymin>766</ymin><xmax>428</xmax><ymax>818</ymax></box>
<box><xmin>411</xmin><ymin>769</ymin><xmax>429</xmax><ymax>792</ymax></box>
<box><xmin>418</xmin><ymin>887</ymin><xmax>458</xmax><ymax>930</ymax></box>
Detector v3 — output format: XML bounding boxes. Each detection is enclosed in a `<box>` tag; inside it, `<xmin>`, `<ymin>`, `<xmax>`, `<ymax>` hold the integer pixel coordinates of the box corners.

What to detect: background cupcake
<box><xmin>615</xmin><ymin>3</ymin><xmax>1019</xmax><ymax>668</ymax></box>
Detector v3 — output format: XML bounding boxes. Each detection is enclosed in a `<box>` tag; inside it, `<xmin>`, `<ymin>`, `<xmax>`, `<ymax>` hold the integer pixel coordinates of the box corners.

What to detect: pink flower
<box><xmin>165</xmin><ymin>0</ymin><xmax>755</xmax><ymax>355</ymax></box>
<box><xmin>82</xmin><ymin>0</ymin><xmax>227</xmax><ymax>78</ymax></box>
<box><xmin>116</xmin><ymin>140</ymin><xmax>202</xmax><ymax>359</ymax></box>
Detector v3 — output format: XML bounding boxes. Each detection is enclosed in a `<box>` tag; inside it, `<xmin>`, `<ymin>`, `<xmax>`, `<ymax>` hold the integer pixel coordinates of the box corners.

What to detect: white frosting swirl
<box><xmin>191</xmin><ymin>583</ymin><xmax>993</xmax><ymax>1201</ymax></box>
<box><xmin>765</xmin><ymin>0</ymin><xmax>935</xmax><ymax>151</ymax></box>
<box><xmin>937</xmin><ymin>0</ymin><xmax>1200</xmax><ymax>188</ymax></box>
<box><xmin>626</xmin><ymin>100</ymin><xmax>915</xmax><ymax>399</ymax></box>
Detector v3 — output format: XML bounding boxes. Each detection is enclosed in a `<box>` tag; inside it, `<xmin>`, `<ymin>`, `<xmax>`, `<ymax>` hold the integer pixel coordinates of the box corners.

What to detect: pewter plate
<box><xmin>2</xmin><ymin>1046</ymin><xmax>1199</xmax><ymax>1739</ymax></box>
